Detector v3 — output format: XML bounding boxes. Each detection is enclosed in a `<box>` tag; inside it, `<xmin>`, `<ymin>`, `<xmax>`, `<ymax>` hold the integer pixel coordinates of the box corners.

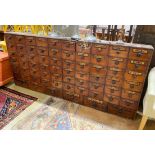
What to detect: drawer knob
<box><xmin>112</xmin><ymin>80</ymin><xmax>116</xmax><ymax>84</ymax></box>
<box><xmin>109</xmin><ymin>97</ymin><xmax>113</xmax><ymax>101</ymax></box>
<box><xmin>137</xmin><ymin>52</ymin><xmax>142</xmax><ymax>57</ymax></box>
<box><xmin>67</xmin><ymin>70</ymin><xmax>71</xmax><ymax>74</ymax></box>
<box><xmin>118</xmin><ymin>109</ymin><xmax>123</xmax><ymax>113</ymax></box>
<box><xmin>135</xmin><ymin>64</ymin><xmax>139</xmax><ymax>68</ymax></box>
<box><xmin>67</xmin><ymin>85</ymin><xmax>71</xmax><ymax>89</ymax></box>
<box><xmin>110</xmin><ymin>89</ymin><xmax>114</xmax><ymax>93</ymax></box>
<box><xmin>20</xmin><ymin>47</ymin><xmax>23</xmax><ymax>49</ymax></box>
<box><xmin>130</xmin><ymin>84</ymin><xmax>134</xmax><ymax>89</ymax></box>
<box><xmin>92</xmin><ymin>102</ymin><xmax>97</xmax><ymax>108</ymax></box>
<box><xmin>66</xmin><ymin>53</ymin><xmax>70</xmax><ymax>57</ymax></box>
<box><xmin>116</xmin><ymin>51</ymin><xmax>120</xmax><ymax>54</ymax></box>
<box><xmin>128</xmin><ymin>93</ymin><xmax>133</xmax><ymax>98</ymax></box>
<box><xmin>115</xmin><ymin>61</ymin><xmax>119</xmax><ymax>65</ymax></box>
<box><xmin>66</xmin><ymin>62</ymin><xmax>70</xmax><ymax>66</ymax></box>
<box><xmin>67</xmin><ymin>78</ymin><xmax>71</xmax><ymax>81</ymax></box>
<box><xmin>113</xmin><ymin>71</ymin><xmax>118</xmax><ymax>75</ymax></box>
<box><xmin>29</xmin><ymin>40</ymin><xmax>32</xmax><ymax>43</ymax></box>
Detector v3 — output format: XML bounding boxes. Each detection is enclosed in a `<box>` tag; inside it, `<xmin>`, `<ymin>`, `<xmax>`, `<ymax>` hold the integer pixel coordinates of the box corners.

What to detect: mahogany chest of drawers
<box><xmin>5</xmin><ymin>32</ymin><xmax>154</xmax><ymax>119</ymax></box>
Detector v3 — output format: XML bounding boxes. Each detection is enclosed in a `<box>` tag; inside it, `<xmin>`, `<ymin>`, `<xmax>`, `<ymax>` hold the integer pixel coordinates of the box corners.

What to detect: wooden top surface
<box><xmin>0</xmin><ymin>52</ymin><xmax>9</xmax><ymax>62</ymax></box>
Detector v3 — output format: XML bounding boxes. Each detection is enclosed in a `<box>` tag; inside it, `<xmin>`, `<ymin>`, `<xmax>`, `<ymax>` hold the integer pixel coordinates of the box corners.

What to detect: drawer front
<box><xmin>108</xmin><ymin>57</ymin><xmax>127</xmax><ymax>69</ymax></box>
<box><xmin>29</xmin><ymin>62</ymin><xmax>39</xmax><ymax>69</ymax></box>
<box><xmin>124</xmin><ymin>71</ymin><xmax>145</xmax><ymax>82</ymax></box>
<box><xmin>63</xmin><ymin>60</ymin><xmax>75</xmax><ymax>70</ymax></box>
<box><xmin>92</xmin><ymin>44</ymin><xmax>108</xmax><ymax>55</ymax></box>
<box><xmin>51</xmin><ymin>58</ymin><xmax>62</xmax><ymax>67</ymax></box>
<box><xmin>63</xmin><ymin>91</ymin><xmax>75</xmax><ymax>102</ymax></box>
<box><xmin>48</xmin><ymin>39</ymin><xmax>62</xmax><ymax>49</ymax></box>
<box><xmin>106</xmin><ymin>76</ymin><xmax>123</xmax><ymax>87</ymax></box>
<box><xmin>75</xmin><ymin>79</ymin><xmax>89</xmax><ymax>88</ymax></box>
<box><xmin>51</xmin><ymin>66</ymin><xmax>62</xmax><ymax>74</ymax></box>
<box><xmin>76</xmin><ymin>52</ymin><xmax>90</xmax><ymax>62</ymax></box>
<box><xmin>91</xmin><ymin>55</ymin><xmax>108</xmax><ymax>66</ymax></box>
<box><xmin>20</xmin><ymin>68</ymin><xmax>30</xmax><ymax>77</ymax></box>
<box><xmin>25</xmin><ymin>36</ymin><xmax>36</xmax><ymax>45</ymax></box>
<box><xmin>127</xmin><ymin>60</ymin><xmax>148</xmax><ymax>72</ymax></box>
<box><xmin>62</xmin><ymin>41</ymin><xmax>75</xmax><ymax>51</ymax></box>
<box><xmin>123</xmin><ymin>80</ymin><xmax>143</xmax><ymax>92</ymax></box>
<box><xmin>90</xmin><ymin>64</ymin><xmax>107</xmax><ymax>76</ymax></box>
<box><xmin>27</xmin><ymin>46</ymin><xmax>36</xmax><ymax>54</ymax></box>
<box><xmin>105</xmin><ymin>85</ymin><xmax>121</xmax><ymax>97</ymax></box>
<box><xmin>51</xmin><ymin>88</ymin><xmax>62</xmax><ymax>98</ymax></box>
<box><xmin>104</xmin><ymin>94</ymin><xmax>120</xmax><ymax>105</ymax></box>
<box><xmin>19</xmin><ymin>61</ymin><xmax>29</xmax><ymax>69</ymax></box>
<box><xmin>109</xmin><ymin>45</ymin><xmax>129</xmax><ymax>58</ymax></box>
<box><xmin>121</xmin><ymin>89</ymin><xmax>141</xmax><ymax>101</ymax></box>
<box><xmin>76</xmin><ymin>42</ymin><xmax>91</xmax><ymax>53</ymax></box>
<box><xmin>28</xmin><ymin>53</ymin><xmax>38</xmax><ymax>63</ymax></box>
<box><xmin>30</xmin><ymin>68</ymin><xmax>40</xmax><ymax>77</ymax></box>
<box><xmin>37</xmin><ymin>47</ymin><xmax>48</xmax><ymax>56</ymax></box>
<box><xmin>41</xmin><ymin>71</ymin><xmax>50</xmax><ymax>80</ymax></box>
<box><xmin>75</xmin><ymin>86</ymin><xmax>88</xmax><ymax>96</ymax></box>
<box><xmin>76</xmin><ymin>62</ymin><xmax>89</xmax><ymax>72</ymax></box>
<box><xmin>63</xmin><ymin>69</ymin><xmax>75</xmax><ymax>77</ymax></box>
<box><xmin>63</xmin><ymin>76</ymin><xmax>75</xmax><ymax>84</ymax></box>
<box><xmin>16</xmin><ymin>44</ymin><xmax>26</xmax><ymax>54</ymax></box>
<box><xmin>15</xmin><ymin>35</ymin><xmax>25</xmax><ymax>44</ymax></box>
<box><xmin>75</xmin><ymin>72</ymin><xmax>89</xmax><ymax>81</ymax></box>
<box><xmin>49</xmin><ymin>48</ymin><xmax>61</xmax><ymax>59</ymax></box>
<box><xmin>52</xmin><ymin>74</ymin><xmax>62</xmax><ymax>81</ymax></box>
<box><xmin>5</xmin><ymin>34</ymin><xmax>15</xmax><ymax>43</ymax></box>
<box><xmin>52</xmin><ymin>81</ymin><xmax>62</xmax><ymax>89</ymax></box>
<box><xmin>36</xmin><ymin>37</ymin><xmax>48</xmax><ymax>47</ymax></box>
<box><xmin>129</xmin><ymin>48</ymin><xmax>152</xmax><ymax>60</ymax></box>
<box><xmin>7</xmin><ymin>43</ymin><xmax>16</xmax><ymax>51</ymax></box>
<box><xmin>62</xmin><ymin>50</ymin><xmax>75</xmax><ymax>60</ymax></box>
<box><xmin>90</xmin><ymin>74</ymin><xmax>106</xmax><ymax>84</ymax></box>
<box><xmin>89</xmin><ymin>91</ymin><xmax>103</xmax><ymax>100</ymax></box>
<box><xmin>39</xmin><ymin>56</ymin><xmax>49</xmax><ymax>65</ymax></box>
<box><xmin>41</xmin><ymin>79</ymin><xmax>51</xmax><ymax>88</ymax></box>
<box><xmin>63</xmin><ymin>83</ymin><xmax>74</xmax><ymax>93</ymax></box>
<box><xmin>89</xmin><ymin>82</ymin><xmax>104</xmax><ymax>93</ymax></box>
<box><xmin>107</xmin><ymin>67</ymin><xmax>124</xmax><ymax>79</ymax></box>
<box><xmin>40</xmin><ymin>64</ymin><xmax>49</xmax><ymax>71</ymax></box>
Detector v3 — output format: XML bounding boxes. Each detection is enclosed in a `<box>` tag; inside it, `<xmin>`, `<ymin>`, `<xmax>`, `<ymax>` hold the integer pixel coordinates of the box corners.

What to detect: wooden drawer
<box><xmin>19</xmin><ymin>61</ymin><xmax>29</xmax><ymax>69</ymax></box>
<box><xmin>75</xmin><ymin>78</ymin><xmax>89</xmax><ymax>88</ymax></box>
<box><xmin>40</xmin><ymin>64</ymin><xmax>49</xmax><ymax>71</ymax></box>
<box><xmin>129</xmin><ymin>48</ymin><xmax>152</xmax><ymax>61</ymax></box>
<box><xmin>75</xmin><ymin>86</ymin><xmax>88</xmax><ymax>96</ymax></box>
<box><xmin>62</xmin><ymin>41</ymin><xmax>75</xmax><ymax>51</ymax></box>
<box><xmin>91</xmin><ymin>55</ymin><xmax>108</xmax><ymax>66</ymax></box>
<box><xmin>28</xmin><ymin>53</ymin><xmax>38</xmax><ymax>63</ymax></box>
<box><xmin>127</xmin><ymin>59</ymin><xmax>148</xmax><ymax>72</ymax></box>
<box><xmin>63</xmin><ymin>83</ymin><xmax>74</xmax><ymax>93</ymax></box>
<box><xmin>49</xmin><ymin>48</ymin><xmax>61</xmax><ymax>59</ymax></box>
<box><xmin>29</xmin><ymin>62</ymin><xmax>39</xmax><ymax>69</ymax></box>
<box><xmin>63</xmin><ymin>76</ymin><xmax>75</xmax><ymax>84</ymax></box>
<box><xmin>62</xmin><ymin>50</ymin><xmax>75</xmax><ymax>60</ymax></box>
<box><xmin>105</xmin><ymin>85</ymin><xmax>121</xmax><ymax>97</ymax></box>
<box><xmin>52</xmin><ymin>81</ymin><xmax>62</xmax><ymax>89</ymax></box>
<box><xmin>26</xmin><ymin>46</ymin><xmax>36</xmax><ymax>54</ymax></box>
<box><xmin>39</xmin><ymin>55</ymin><xmax>49</xmax><ymax>65</ymax></box>
<box><xmin>36</xmin><ymin>37</ymin><xmax>48</xmax><ymax>47</ymax></box>
<box><xmin>16</xmin><ymin>44</ymin><xmax>26</xmax><ymax>54</ymax></box>
<box><xmin>109</xmin><ymin>45</ymin><xmax>129</xmax><ymax>58</ymax></box>
<box><xmin>90</xmin><ymin>82</ymin><xmax>104</xmax><ymax>93</ymax></box>
<box><xmin>48</xmin><ymin>39</ymin><xmax>62</xmax><ymax>49</ymax></box>
<box><xmin>124</xmin><ymin>70</ymin><xmax>145</xmax><ymax>82</ymax></box>
<box><xmin>5</xmin><ymin>34</ymin><xmax>15</xmax><ymax>43</ymax></box>
<box><xmin>8</xmin><ymin>50</ymin><xmax>17</xmax><ymax>58</ymax></box>
<box><xmin>107</xmin><ymin>67</ymin><xmax>124</xmax><ymax>79</ymax></box>
<box><xmin>25</xmin><ymin>36</ymin><xmax>36</xmax><ymax>45</ymax></box>
<box><xmin>30</xmin><ymin>68</ymin><xmax>40</xmax><ymax>77</ymax></box>
<box><xmin>51</xmin><ymin>88</ymin><xmax>62</xmax><ymax>98</ymax></box>
<box><xmin>41</xmin><ymin>71</ymin><xmax>50</xmax><ymax>80</ymax></box>
<box><xmin>121</xmin><ymin>89</ymin><xmax>141</xmax><ymax>101</ymax></box>
<box><xmin>108</xmin><ymin>104</ymin><xmax>136</xmax><ymax>119</ymax></box>
<box><xmin>30</xmin><ymin>75</ymin><xmax>41</xmax><ymax>84</ymax></box>
<box><xmin>41</xmin><ymin>79</ymin><xmax>51</xmax><ymax>89</ymax></box>
<box><xmin>51</xmin><ymin>58</ymin><xmax>62</xmax><ymax>67</ymax></box>
<box><xmin>63</xmin><ymin>69</ymin><xmax>75</xmax><ymax>77</ymax></box>
<box><xmin>51</xmin><ymin>66</ymin><xmax>62</xmax><ymax>74</ymax></box>
<box><xmin>92</xmin><ymin>43</ymin><xmax>108</xmax><ymax>55</ymax></box>
<box><xmin>89</xmin><ymin>91</ymin><xmax>103</xmax><ymax>100</ymax></box>
<box><xmin>76</xmin><ymin>62</ymin><xmax>89</xmax><ymax>72</ymax></box>
<box><xmin>120</xmin><ymin>98</ymin><xmax>139</xmax><ymax>110</ymax></box>
<box><xmin>106</xmin><ymin>76</ymin><xmax>123</xmax><ymax>87</ymax></box>
<box><xmin>63</xmin><ymin>60</ymin><xmax>75</xmax><ymax>70</ymax></box>
<box><xmin>52</xmin><ymin>74</ymin><xmax>62</xmax><ymax>82</ymax></box>
<box><xmin>75</xmin><ymin>72</ymin><xmax>89</xmax><ymax>81</ymax></box>
<box><xmin>20</xmin><ymin>68</ymin><xmax>30</xmax><ymax>77</ymax></box>
<box><xmin>7</xmin><ymin>43</ymin><xmax>16</xmax><ymax>51</ymax></box>
<box><xmin>123</xmin><ymin>80</ymin><xmax>143</xmax><ymax>92</ymax></box>
<box><xmin>104</xmin><ymin>94</ymin><xmax>120</xmax><ymax>105</ymax></box>
<box><xmin>90</xmin><ymin>74</ymin><xmax>106</xmax><ymax>84</ymax></box>
<box><xmin>63</xmin><ymin>91</ymin><xmax>75</xmax><ymax>102</ymax></box>
<box><xmin>15</xmin><ymin>35</ymin><xmax>25</xmax><ymax>44</ymax></box>
<box><xmin>76</xmin><ymin>52</ymin><xmax>90</xmax><ymax>62</ymax></box>
<box><xmin>76</xmin><ymin>41</ymin><xmax>91</xmax><ymax>53</ymax></box>
<box><xmin>90</xmin><ymin>64</ymin><xmax>107</xmax><ymax>76</ymax></box>
<box><xmin>37</xmin><ymin>47</ymin><xmax>48</xmax><ymax>56</ymax></box>
<box><xmin>108</xmin><ymin>57</ymin><xmax>127</xmax><ymax>69</ymax></box>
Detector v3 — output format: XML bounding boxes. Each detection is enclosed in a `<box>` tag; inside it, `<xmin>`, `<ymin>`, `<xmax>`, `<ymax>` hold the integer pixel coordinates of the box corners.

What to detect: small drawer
<box><xmin>39</xmin><ymin>56</ymin><xmax>49</xmax><ymax>65</ymax></box>
<box><xmin>20</xmin><ymin>68</ymin><xmax>30</xmax><ymax>77</ymax></box>
<box><xmin>41</xmin><ymin>79</ymin><xmax>51</xmax><ymax>89</ymax></box>
<box><xmin>75</xmin><ymin>86</ymin><xmax>88</xmax><ymax>96</ymax></box>
<box><xmin>75</xmin><ymin>72</ymin><xmax>89</xmax><ymax>81</ymax></box>
<box><xmin>121</xmin><ymin>89</ymin><xmax>141</xmax><ymax>101</ymax></box>
<box><xmin>30</xmin><ymin>68</ymin><xmax>40</xmax><ymax>77</ymax></box>
<box><xmin>63</xmin><ymin>83</ymin><xmax>74</xmax><ymax>93</ymax></box>
<box><xmin>29</xmin><ymin>62</ymin><xmax>39</xmax><ymax>69</ymax></box>
<box><xmin>19</xmin><ymin>61</ymin><xmax>29</xmax><ymax>69</ymax></box>
<box><xmin>90</xmin><ymin>74</ymin><xmax>106</xmax><ymax>84</ymax></box>
<box><xmin>129</xmin><ymin>48</ymin><xmax>152</xmax><ymax>61</ymax></box>
<box><xmin>51</xmin><ymin>88</ymin><xmax>62</xmax><ymax>98</ymax></box>
<box><xmin>89</xmin><ymin>91</ymin><xmax>103</xmax><ymax>100</ymax></box>
<box><xmin>51</xmin><ymin>58</ymin><xmax>62</xmax><ymax>67</ymax></box>
<box><xmin>75</xmin><ymin>78</ymin><xmax>89</xmax><ymax>88</ymax></box>
<box><xmin>63</xmin><ymin>76</ymin><xmax>75</xmax><ymax>84</ymax></box>
<box><xmin>62</xmin><ymin>50</ymin><xmax>75</xmax><ymax>60</ymax></box>
<box><xmin>37</xmin><ymin>47</ymin><xmax>48</xmax><ymax>56</ymax></box>
<box><xmin>124</xmin><ymin>70</ymin><xmax>145</xmax><ymax>82</ymax></box>
<box><xmin>40</xmin><ymin>64</ymin><xmax>49</xmax><ymax>71</ymax></box>
<box><xmin>127</xmin><ymin>60</ymin><xmax>148</xmax><ymax>72</ymax></box>
<box><xmin>90</xmin><ymin>64</ymin><xmax>107</xmax><ymax>76</ymax></box>
<box><xmin>104</xmin><ymin>94</ymin><xmax>120</xmax><ymax>105</ymax></box>
<box><xmin>51</xmin><ymin>66</ymin><xmax>62</xmax><ymax>74</ymax></box>
<box><xmin>91</xmin><ymin>55</ymin><xmax>108</xmax><ymax>66</ymax></box>
<box><xmin>76</xmin><ymin>41</ymin><xmax>91</xmax><ymax>53</ymax></box>
<box><xmin>52</xmin><ymin>81</ymin><xmax>62</xmax><ymax>89</ymax></box>
<box><xmin>63</xmin><ymin>91</ymin><xmax>75</xmax><ymax>102</ymax></box>
<box><xmin>92</xmin><ymin>43</ymin><xmax>108</xmax><ymax>55</ymax></box>
<box><xmin>7</xmin><ymin>43</ymin><xmax>16</xmax><ymax>51</ymax></box>
<box><xmin>52</xmin><ymin>74</ymin><xmax>62</xmax><ymax>81</ymax></box>
<box><xmin>16</xmin><ymin>44</ymin><xmax>26</xmax><ymax>53</ymax></box>
<box><xmin>109</xmin><ymin>45</ymin><xmax>129</xmax><ymax>58</ymax></box>
<box><xmin>63</xmin><ymin>60</ymin><xmax>75</xmax><ymax>70</ymax></box>
<box><xmin>8</xmin><ymin>50</ymin><xmax>17</xmax><ymax>58</ymax></box>
<box><xmin>108</xmin><ymin>57</ymin><xmax>127</xmax><ymax>69</ymax></box>
<box><xmin>76</xmin><ymin>62</ymin><xmax>89</xmax><ymax>72</ymax></box>
<box><xmin>62</xmin><ymin>41</ymin><xmax>75</xmax><ymax>51</ymax></box>
<box><xmin>5</xmin><ymin>34</ymin><xmax>15</xmax><ymax>43</ymax></box>
<box><xmin>41</xmin><ymin>71</ymin><xmax>50</xmax><ymax>80</ymax></box>
<box><xmin>105</xmin><ymin>85</ymin><xmax>121</xmax><ymax>97</ymax></box>
<box><xmin>107</xmin><ymin>67</ymin><xmax>124</xmax><ymax>79</ymax></box>
<box><xmin>48</xmin><ymin>39</ymin><xmax>62</xmax><ymax>49</ymax></box>
<box><xmin>28</xmin><ymin>53</ymin><xmax>38</xmax><ymax>63</ymax></box>
<box><xmin>25</xmin><ymin>36</ymin><xmax>36</xmax><ymax>45</ymax></box>
<box><xmin>123</xmin><ymin>80</ymin><xmax>143</xmax><ymax>92</ymax></box>
<box><xmin>49</xmin><ymin>48</ymin><xmax>61</xmax><ymax>59</ymax></box>
<box><xmin>15</xmin><ymin>35</ymin><xmax>25</xmax><ymax>44</ymax></box>
<box><xmin>36</xmin><ymin>37</ymin><xmax>48</xmax><ymax>47</ymax></box>
<box><xmin>90</xmin><ymin>82</ymin><xmax>103</xmax><ymax>93</ymax></box>
<box><xmin>76</xmin><ymin>52</ymin><xmax>90</xmax><ymax>62</ymax></box>
<box><xmin>26</xmin><ymin>46</ymin><xmax>36</xmax><ymax>54</ymax></box>
<box><xmin>63</xmin><ymin>69</ymin><xmax>75</xmax><ymax>77</ymax></box>
<box><xmin>106</xmin><ymin>76</ymin><xmax>123</xmax><ymax>87</ymax></box>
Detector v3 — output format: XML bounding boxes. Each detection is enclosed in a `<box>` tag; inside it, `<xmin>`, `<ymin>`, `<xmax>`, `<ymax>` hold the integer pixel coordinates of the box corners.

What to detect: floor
<box><xmin>2</xmin><ymin>83</ymin><xmax>155</xmax><ymax>130</ymax></box>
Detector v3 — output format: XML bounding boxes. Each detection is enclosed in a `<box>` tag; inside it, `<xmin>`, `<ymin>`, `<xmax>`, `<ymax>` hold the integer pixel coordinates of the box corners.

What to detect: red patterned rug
<box><xmin>0</xmin><ymin>87</ymin><xmax>37</xmax><ymax>129</ymax></box>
